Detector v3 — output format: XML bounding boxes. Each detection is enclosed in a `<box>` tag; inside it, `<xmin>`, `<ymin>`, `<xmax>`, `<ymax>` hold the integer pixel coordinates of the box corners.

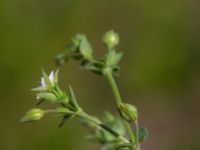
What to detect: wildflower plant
<box><xmin>21</xmin><ymin>30</ymin><xmax>148</xmax><ymax>150</ymax></box>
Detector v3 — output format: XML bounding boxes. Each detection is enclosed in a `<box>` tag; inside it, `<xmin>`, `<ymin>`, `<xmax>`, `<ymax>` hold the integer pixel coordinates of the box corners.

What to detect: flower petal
<box><xmin>41</xmin><ymin>77</ymin><xmax>46</xmax><ymax>87</ymax></box>
<box><xmin>49</xmin><ymin>71</ymin><xmax>54</xmax><ymax>82</ymax></box>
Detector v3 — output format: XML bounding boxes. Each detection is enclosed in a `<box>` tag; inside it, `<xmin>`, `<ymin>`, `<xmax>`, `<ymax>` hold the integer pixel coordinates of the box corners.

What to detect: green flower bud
<box><xmin>119</xmin><ymin>103</ymin><xmax>138</xmax><ymax>122</ymax></box>
<box><xmin>102</xmin><ymin>30</ymin><xmax>119</xmax><ymax>50</ymax></box>
<box><xmin>36</xmin><ymin>92</ymin><xmax>57</xmax><ymax>103</ymax></box>
<box><xmin>21</xmin><ymin>108</ymin><xmax>45</xmax><ymax>122</ymax></box>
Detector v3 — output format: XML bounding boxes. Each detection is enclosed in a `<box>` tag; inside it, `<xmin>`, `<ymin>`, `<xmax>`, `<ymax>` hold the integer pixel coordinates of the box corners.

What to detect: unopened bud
<box><xmin>119</xmin><ymin>103</ymin><xmax>138</xmax><ymax>122</ymax></box>
<box><xmin>21</xmin><ymin>108</ymin><xmax>45</xmax><ymax>122</ymax></box>
<box><xmin>102</xmin><ymin>30</ymin><xmax>119</xmax><ymax>50</ymax></box>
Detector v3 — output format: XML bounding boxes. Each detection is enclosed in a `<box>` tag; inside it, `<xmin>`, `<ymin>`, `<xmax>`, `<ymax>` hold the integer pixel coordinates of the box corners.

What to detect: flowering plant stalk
<box><xmin>21</xmin><ymin>31</ymin><xmax>148</xmax><ymax>150</ymax></box>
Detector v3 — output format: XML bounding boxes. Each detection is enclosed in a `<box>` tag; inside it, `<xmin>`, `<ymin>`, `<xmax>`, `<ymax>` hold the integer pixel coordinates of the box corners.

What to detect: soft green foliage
<box><xmin>21</xmin><ymin>31</ymin><xmax>148</xmax><ymax>150</ymax></box>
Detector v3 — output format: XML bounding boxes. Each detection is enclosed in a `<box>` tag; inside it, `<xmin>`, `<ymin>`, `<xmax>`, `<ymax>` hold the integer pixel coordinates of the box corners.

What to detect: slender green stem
<box><xmin>105</xmin><ymin>71</ymin><xmax>136</xmax><ymax>143</ymax></box>
<box><xmin>135</xmin><ymin>121</ymin><xmax>139</xmax><ymax>145</ymax></box>
<box><xmin>44</xmin><ymin>108</ymin><xmax>129</xmax><ymax>143</ymax></box>
<box><xmin>78</xmin><ymin>111</ymin><xmax>129</xmax><ymax>143</ymax></box>
<box><xmin>105</xmin><ymin>71</ymin><xmax>122</xmax><ymax>106</ymax></box>
<box><xmin>124</xmin><ymin>121</ymin><xmax>135</xmax><ymax>143</ymax></box>
<box><xmin>44</xmin><ymin>109</ymin><xmax>57</xmax><ymax>114</ymax></box>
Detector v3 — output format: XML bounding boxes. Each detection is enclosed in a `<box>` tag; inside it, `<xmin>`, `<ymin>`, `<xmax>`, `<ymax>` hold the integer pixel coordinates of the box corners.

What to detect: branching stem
<box><xmin>78</xmin><ymin>111</ymin><xmax>129</xmax><ymax>143</ymax></box>
<box><xmin>105</xmin><ymin>71</ymin><xmax>136</xmax><ymax>144</ymax></box>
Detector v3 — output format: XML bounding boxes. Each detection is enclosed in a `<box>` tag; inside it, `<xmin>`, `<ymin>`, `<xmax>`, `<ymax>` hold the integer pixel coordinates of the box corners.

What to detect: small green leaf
<box><xmin>58</xmin><ymin>115</ymin><xmax>73</xmax><ymax>128</ymax></box>
<box><xmin>68</xmin><ymin>85</ymin><xmax>79</xmax><ymax>110</ymax></box>
<box><xmin>80</xmin><ymin>43</ymin><xmax>93</xmax><ymax>60</ymax></box>
<box><xmin>72</xmin><ymin>36</ymin><xmax>81</xmax><ymax>47</ymax></box>
<box><xmin>103</xmin><ymin>112</ymin><xmax>126</xmax><ymax>136</ymax></box>
<box><xmin>138</xmin><ymin>128</ymin><xmax>148</xmax><ymax>143</ymax></box>
<box><xmin>114</xmin><ymin>143</ymin><xmax>133</xmax><ymax>150</ymax></box>
<box><xmin>31</xmin><ymin>86</ymin><xmax>48</xmax><ymax>92</ymax></box>
<box><xmin>74</xmin><ymin>34</ymin><xmax>93</xmax><ymax>60</ymax></box>
<box><xmin>82</xmin><ymin>62</ymin><xmax>103</xmax><ymax>75</ymax></box>
<box><xmin>105</xmin><ymin>51</ymin><xmax>123</xmax><ymax>67</ymax></box>
<box><xmin>101</xmin><ymin>142</ymin><xmax>116</xmax><ymax>150</ymax></box>
<box><xmin>85</xmin><ymin>112</ymin><xmax>126</xmax><ymax>144</ymax></box>
<box><xmin>56</xmin><ymin>107</ymin><xmax>74</xmax><ymax>115</ymax></box>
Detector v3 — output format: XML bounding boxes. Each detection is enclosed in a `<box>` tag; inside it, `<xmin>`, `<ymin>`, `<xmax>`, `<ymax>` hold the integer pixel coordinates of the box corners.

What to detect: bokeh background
<box><xmin>0</xmin><ymin>0</ymin><xmax>200</xmax><ymax>150</ymax></box>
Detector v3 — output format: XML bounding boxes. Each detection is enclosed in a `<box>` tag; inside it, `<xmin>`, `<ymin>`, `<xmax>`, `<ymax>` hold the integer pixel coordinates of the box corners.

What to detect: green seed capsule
<box><xmin>21</xmin><ymin>108</ymin><xmax>45</xmax><ymax>122</ymax></box>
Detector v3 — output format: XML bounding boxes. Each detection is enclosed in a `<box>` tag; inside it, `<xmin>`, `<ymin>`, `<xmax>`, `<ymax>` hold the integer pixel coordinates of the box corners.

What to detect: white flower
<box><xmin>41</xmin><ymin>71</ymin><xmax>55</xmax><ymax>88</ymax></box>
<box><xmin>32</xmin><ymin>70</ymin><xmax>59</xmax><ymax>92</ymax></box>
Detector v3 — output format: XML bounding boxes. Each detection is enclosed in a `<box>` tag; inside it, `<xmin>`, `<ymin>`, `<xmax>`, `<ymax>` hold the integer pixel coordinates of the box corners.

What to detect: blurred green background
<box><xmin>0</xmin><ymin>0</ymin><xmax>200</xmax><ymax>150</ymax></box>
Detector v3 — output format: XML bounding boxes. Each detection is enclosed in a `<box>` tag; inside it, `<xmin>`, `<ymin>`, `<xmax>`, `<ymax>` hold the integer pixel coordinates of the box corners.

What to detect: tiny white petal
<box><xmin>49</xmin><ymin>71</ymin><xmax>54</xmax><ymax>82</ymax></box>
<box><xmin>36</xmin><ymin>96</ymin><xmax>40</xmax><ymax>99</ymax></box>
<box><xmin>41</xmin><ymin>77</ymin><xmax>46</xmax><ymax>87</ymax></box>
